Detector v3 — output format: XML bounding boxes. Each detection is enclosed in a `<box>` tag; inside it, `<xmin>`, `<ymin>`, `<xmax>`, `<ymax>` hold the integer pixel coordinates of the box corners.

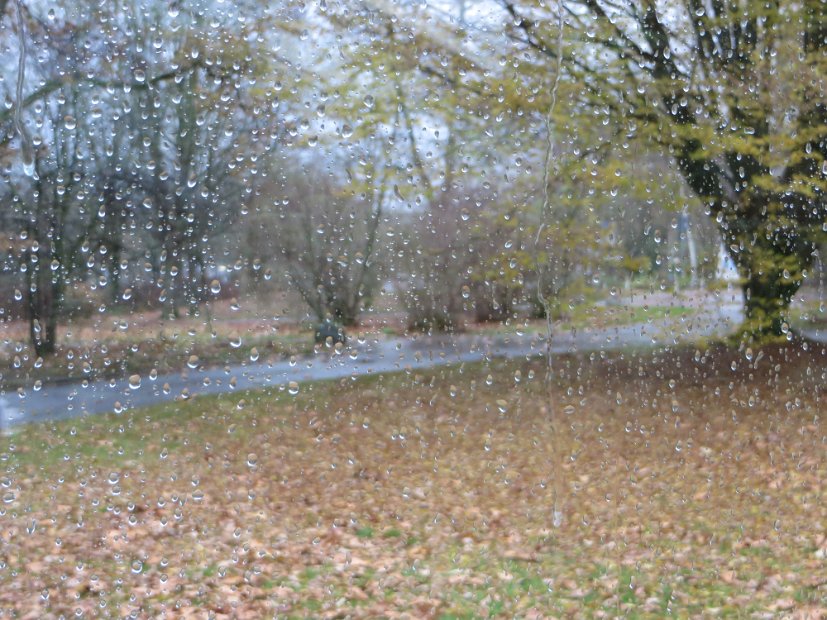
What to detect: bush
<box><xmin>403</xmin><ymin>289</ymin><xmax>459</xmax><ymax>333</ymax></box>
<box><xmin>314</xmin><ymin>320</ymin><xmax>347</xmax><ymax>345</ymax></box>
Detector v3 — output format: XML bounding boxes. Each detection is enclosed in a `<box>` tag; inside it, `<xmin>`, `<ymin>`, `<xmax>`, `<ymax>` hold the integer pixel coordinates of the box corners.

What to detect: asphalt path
<box><xmin>1</xmin><ymin>302</ymin><xmax>823</xmax><ymax>430</ymax></box>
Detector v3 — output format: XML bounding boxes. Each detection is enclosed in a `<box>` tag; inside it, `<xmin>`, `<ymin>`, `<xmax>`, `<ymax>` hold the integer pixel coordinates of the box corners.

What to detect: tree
<box><xmin>261</xmin><ymin>168</ymin><xmax>387</xmax><ymax>327</ymax></box>
<box><xmin>0</xmin><ymin>1</ymin><xmax>121</xmax><ymax>355</ymax></box>
<box><xmin>495</xmin><ymin>0</ymin><xmax>826</xmax><ymax>339</ymax></box>
<box><xmin>1</xmin><ymin>0</ymin><xmax>280</xmax><ymax>354</ymax></box>
<box><xmin>350</xmin><ymin>0</ymin><xmax>825</xmax><ymax>340</ymax></box>
<box><xmin>2</xmin><ymin>88</ymin><xmax>105</xmax><ymax>355</ymax></box>
<box><xmin>111</xmin><ymin>1</ymin><xmax>276</xmax><ymax>319</ymax></box>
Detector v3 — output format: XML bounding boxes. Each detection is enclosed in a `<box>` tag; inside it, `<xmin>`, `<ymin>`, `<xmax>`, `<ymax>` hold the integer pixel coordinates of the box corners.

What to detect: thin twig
<box><xmin>534</xmin><ymin>0</ymin><xmax>565</xmax><ymax>529</ymax></box>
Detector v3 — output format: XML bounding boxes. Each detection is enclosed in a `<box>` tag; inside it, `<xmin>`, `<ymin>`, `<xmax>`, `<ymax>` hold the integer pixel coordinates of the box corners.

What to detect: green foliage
<box><xmin>360</xmin><ymin>0</ymin><xmax>827</xmax><ymax>340</ymax></box>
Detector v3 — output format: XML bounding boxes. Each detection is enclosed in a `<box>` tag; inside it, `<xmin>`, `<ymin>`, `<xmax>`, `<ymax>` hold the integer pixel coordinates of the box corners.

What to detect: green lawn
<box><xmin>565</xmin><ymin>303</ymin><xmax>696</xmax><ymax>329</ymax></box>
<box><xmin>1</xmin><ymin>342</ymin><xmax>825</xmax><ymax>617</ymax></box>
<box><xmin>471</xmin><ymin>304</ymin><xmax>696</xmax><ymax>337</ymax></box>
<box><xmin>0</xmin><ymin>331</ymin><xmax>314</xmax><ymax>390</ymax></box>
<box><xmin>790</xmin><ymin>300</ymin><xmax>827</xmax><ymax>328</ymax></box>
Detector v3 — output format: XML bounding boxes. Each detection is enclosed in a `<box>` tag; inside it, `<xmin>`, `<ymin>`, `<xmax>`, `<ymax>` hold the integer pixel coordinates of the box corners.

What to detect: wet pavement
<box><xmin>1</xmin><ymin>297</ymin><xmax>823</xmax><ymax>429</ymax></box>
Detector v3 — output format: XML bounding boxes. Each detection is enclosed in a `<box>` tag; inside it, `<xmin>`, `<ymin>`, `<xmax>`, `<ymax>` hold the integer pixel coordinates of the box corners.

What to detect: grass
<box><xmin>0</xmin><ymin>297</ymin><xmax>325</xmax><ymax>388</ymax></box>
<box><xmin>2</xmin><ymin>302</ymin><xmax>695</xmax><ymax>390</ymax></box>
<box><xmin>470</xmin><ymin>304</ymin><xmax>696</xmax><ymax>337</ymax></box>
<box><xmin>0</xmin><ymin>341</ymin><xmax>826</xmax><ymax>617</ymax></box>
<box><xmin>0</xmin><ymin>328</ymin><xmax>314</xmax><ymax>389</ymax></box>
<box><xmin>790</xmin><ymin>299</ymin><xmax>827</xmax><ymax>328</ymax></box>
<box><xmin>565</xmin><ymin>303</ymin><xmax>695</xmax><ymax>328</ymax></box>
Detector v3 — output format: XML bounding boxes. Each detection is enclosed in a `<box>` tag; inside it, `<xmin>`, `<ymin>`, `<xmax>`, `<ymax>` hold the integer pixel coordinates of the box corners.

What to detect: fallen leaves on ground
<box><xmin>1</xmin><ymin>341</ymin><xmax>826</xmax><ymax>617</ymax></box>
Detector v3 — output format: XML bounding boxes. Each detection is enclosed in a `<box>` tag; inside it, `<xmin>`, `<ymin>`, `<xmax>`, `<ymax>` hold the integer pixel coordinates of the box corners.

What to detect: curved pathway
<box><xmin>1</xmin><ymin>300</ymin><xmax>823</xmax><ymax>429</ymax></box>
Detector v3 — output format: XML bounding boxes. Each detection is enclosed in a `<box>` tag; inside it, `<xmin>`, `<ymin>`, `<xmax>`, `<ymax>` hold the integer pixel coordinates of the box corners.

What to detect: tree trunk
<box><xmin>332</xmin><ymin>301</ymin><xmax>359</xmax><ymax>327</ymax></box>
<box><xmin>473</xmin><ymin>284</ymin><xmax>514</xmax><ymax>323</ymax></box>
<box><xmin>109</xmin><ymin>244</ymin><xmax>121</xmax><ymax>307</ymax></box>
<box><xmin>186</xmin><ymin>255</ymin><xmax>201</xmax><ymax>318</ymax></box>
<box><xmin>735</xmin><ymin>242</ymin><xmax>809</xmax><ymax>340</ymax></box>
<box><xmin>26</xmin><ymin>260</ymin><xmax>59</xmax><ymax>357</ymax></box>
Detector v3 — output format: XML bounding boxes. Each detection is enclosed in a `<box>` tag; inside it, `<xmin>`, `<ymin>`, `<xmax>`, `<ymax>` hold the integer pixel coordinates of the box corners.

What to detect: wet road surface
<box><xmin>1</xmin><ymin>300</ymin><xmax>823</xmax><ymax>429</ymax></box>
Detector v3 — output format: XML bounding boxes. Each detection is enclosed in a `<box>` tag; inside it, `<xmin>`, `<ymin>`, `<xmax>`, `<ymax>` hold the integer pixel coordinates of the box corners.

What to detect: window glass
<box><xmin>1</xmin><ymin>0</ymin><xmax>825</xmax><ymax>616</ymax></box>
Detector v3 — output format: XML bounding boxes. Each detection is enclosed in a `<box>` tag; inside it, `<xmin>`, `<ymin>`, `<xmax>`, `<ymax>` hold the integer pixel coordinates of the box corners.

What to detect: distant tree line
<box><xmin>3</xmin><ymin>0</ymin><xmax>820</xmax><ymax>358</ymax></box>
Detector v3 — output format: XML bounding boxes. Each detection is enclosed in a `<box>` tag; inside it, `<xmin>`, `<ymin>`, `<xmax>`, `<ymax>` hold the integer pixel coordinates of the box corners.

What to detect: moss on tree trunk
<box><xmin>734</xmin><ymin>237</ymin><xmax>812</xmax><ymax>341</ymax></box>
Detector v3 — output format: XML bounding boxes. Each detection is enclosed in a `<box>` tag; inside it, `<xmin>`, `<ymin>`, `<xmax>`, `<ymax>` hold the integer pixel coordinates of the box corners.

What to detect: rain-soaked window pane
<box><xmin>1</xmin><ymin>0</ymin><xmax>825</xmax><ymax>616</ymax></box>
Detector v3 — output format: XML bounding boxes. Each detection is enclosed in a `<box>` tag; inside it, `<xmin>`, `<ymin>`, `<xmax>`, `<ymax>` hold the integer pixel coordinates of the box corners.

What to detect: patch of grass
<box><xmin>1</xmin><ymin>331</ymin><xmax>313</xmax><ymax>389</ymax></box>
<box><xmin>567</xmin><ymin>303</ymin><xmax>695</xmax><ymax>329</ymax></box>
<box><xmin>469</xmin><ymin>304</ymin><xmax>697</xmax><ymax>337</ymax></box>
<box><xmin>790</xmin><ymin>299</ymin><xmax>827</xmax><ymax>327</ymax></box>
<box><xmin>299</xmin><ymin>567</ymin><xmax>320</xmax><ymax>583</ymax></box>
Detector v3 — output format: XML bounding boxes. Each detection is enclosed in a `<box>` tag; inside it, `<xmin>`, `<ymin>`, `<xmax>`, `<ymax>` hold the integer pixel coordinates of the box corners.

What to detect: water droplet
<box><xmin>249</xmin><ymin>348</ymin><xmax>259</xmax><ymax>362</ymax></box>
<box><xmin>552</xmin><ymin>509</ymin><xmax>563</xmax><ymax>528</ymax></box>
<box><xmin>341</xmin><ymin>123</ymin><xmax>353</xmax><ymax>138</ymax></box>
<box><xmin>128</xmin><ymin>374</ymin><xmax>141</xmax><ymax>390</ymax></box>
<box><xmin>22</xmin><ymin>157</ymin><xmax>35</xmax><ymax>177</ymax></box>
<box><xmin>131</xmin><ymin>560</ymin><xmax>143</xmax><ymax>574</ymax></box>
<box><xmin>209</xmin><ymin>279</ymin><xmax>221</xmax><ymax>295</ymax></box>
<box><xmin>63</xmin><ymin>115</ymin><xmax>77</xmax><ymax>130</ymax></box>
<box><xmin>246</xmin><ymin>453</ymin><xmax>258</xmax><ymax>467</ymax></box>
<box><xmin>288</xmin><ymin>381</ymin><xmax>299</xmax><ymax>396</ymax></box>
<box><xmin>187</xmin><ymin>355</ymin><xmax>199</xmax><ymax>369</ymax></box>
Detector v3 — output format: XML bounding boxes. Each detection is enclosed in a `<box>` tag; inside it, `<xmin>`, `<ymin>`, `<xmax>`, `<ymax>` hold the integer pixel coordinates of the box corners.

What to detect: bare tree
<box><xmin>261</xmin><ymin>159</ymin><xmax>388</xmax><ymax>327</ymax></box>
